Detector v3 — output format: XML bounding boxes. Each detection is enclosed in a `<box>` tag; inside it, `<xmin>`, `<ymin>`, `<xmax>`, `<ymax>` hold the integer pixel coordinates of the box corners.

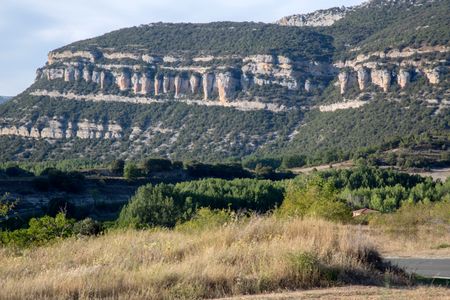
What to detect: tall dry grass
<box><xmin>0</xmin><ymin>217</ymin><xmax>406</xmax><ymax>299</ymax></box>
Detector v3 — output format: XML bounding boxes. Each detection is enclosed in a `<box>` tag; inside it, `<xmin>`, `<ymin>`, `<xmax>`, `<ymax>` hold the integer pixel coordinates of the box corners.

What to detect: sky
<box><xmin>0</xmin><ymin>0</ymin><xmax>364</xmax><ymax>96</ymax></box>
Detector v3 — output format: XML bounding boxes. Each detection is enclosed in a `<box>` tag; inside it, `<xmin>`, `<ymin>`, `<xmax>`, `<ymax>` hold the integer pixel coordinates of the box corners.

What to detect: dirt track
<box><xmin>217</xmin><ymin>286</ymin><xmax>450</xmax><ymax>299</ymax></box>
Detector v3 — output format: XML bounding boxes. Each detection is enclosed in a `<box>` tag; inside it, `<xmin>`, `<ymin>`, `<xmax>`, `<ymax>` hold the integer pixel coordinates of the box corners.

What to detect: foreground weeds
<box><xmin>0</xmin><ymin>217</ymin><xmax>408</xmax><ymax>299</ymax></box>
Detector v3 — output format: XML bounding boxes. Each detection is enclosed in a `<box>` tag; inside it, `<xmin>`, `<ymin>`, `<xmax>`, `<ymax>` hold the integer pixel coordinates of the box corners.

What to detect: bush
<box><xmin>123</xmin><ymin>162</ymin><xmax>142</xmax><ymax>180</ymax></box>
<box><xmin>369</xmin><ymin>199</ymin><xmax>450</xmax><ymax>232</ymax></box>
<box><xmin>47</xmin><ymin>198</ymin><xmax>76</xmax><ymax>218</ymax></box>
<box><xmin>110</xmin><ymin>159</ymin><xmax>125</xmax><ymax>175</ymax></box>
<box><xmin>73</xmin><ymin>218</ymin><xmax>103</xmax><ymax>236</ymax></box>
<box><xmin>47</xmin><ymin>169</ymin><xmax>85</xmax><ymax>193</ymax></box>
<box><xmin>142</xmin><ymin>158</ymin><xmax>173</xmax><ymax>175</ymax></box>
<box><xmin>277</xmin><ymin>176</ymin><xmax>352</xmax><ymax>223</ymax></box>
<box><xmin>176</xmin><ymin>208</ymin><xmax>235</xmax><ymax>232</ymax></box>
<box><xmin>184</xmin><ymin>162</ymin><xmax>251</xmax><ymax>179</ymax></box>
<box><xmin>5</xmin><ymin>166</ymin><xmax>33</xmax><ymax>177</ymax></box>
<box><xmin>175</xmin><ymin>178</ymin><xmax>284</xmax><ymax>212</ymax></box>
<box><xmin>282</xmin><ymin>155</ymin><xmax>307</xmax><ymax>169</ymax></box>
<box><xmin>0</xmin><ymin>213</ymin><xmax>75</xmax><ymax>248</ymax></box>
<box><xmin>117</xmin><ymin>184</ymin><xmax>191</xmax><ymax>228</ymax></box>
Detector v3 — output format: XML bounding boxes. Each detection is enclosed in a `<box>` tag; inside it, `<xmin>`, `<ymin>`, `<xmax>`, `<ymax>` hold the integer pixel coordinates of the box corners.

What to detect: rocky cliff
<box><xmin>335</xmin><ymin>46</ymin><xmax>449</xmax><ymax>94</ymax></box>
<box><xmin>277</xmin><ymin>7</ymin><xmax>351</xmax><ymax>27</ymax></box>
<box><xmin>35</xmin><ymin>51</ymin><xmax>333</xmax><ymax>103</ymax></box>
<box><xmin>0</xmin><ymin>1</ymin><xmax>448</xmax><ymax>162</ymax></box>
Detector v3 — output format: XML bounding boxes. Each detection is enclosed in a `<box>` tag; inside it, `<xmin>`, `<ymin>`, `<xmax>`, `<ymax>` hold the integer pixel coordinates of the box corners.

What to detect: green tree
<box><xmin>277</xmin><ymin>176</ymin><xmax>351</xmax><ymax>222</ymax></box>
<box><xmin>0</xmin><ymin>193</ymin><xmax>17</xmax><ymax>217</ymax></box>
<box><xmin>110</xmin><ymin>159</ymin><xmax>125</xmax><ymax>175</ymax></box>
<box><xmin>123</xmin><ymin>162</ymin><xmax>141</xmax><ymax>180</ymax></box>
<box><xmin>117</xmin><ymin>184</ymin><xmax>188</xmax><ymax>228</ymax></box>
<box><xmin>141</xmin><ymin>158</ymin><xmax>173</xmax><ymax>175</ymax></box>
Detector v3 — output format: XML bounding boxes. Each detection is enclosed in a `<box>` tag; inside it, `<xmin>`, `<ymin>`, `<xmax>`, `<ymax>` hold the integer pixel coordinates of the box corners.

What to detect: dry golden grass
<box><xmin>360</xmin><ymin>225</ymin><xmax>450</xmax><ymax>257</ymax></box>
<box><xmin>0</xmin><ymin>217</ymin><xmax>405</xmax><ymax>300</ymax></box>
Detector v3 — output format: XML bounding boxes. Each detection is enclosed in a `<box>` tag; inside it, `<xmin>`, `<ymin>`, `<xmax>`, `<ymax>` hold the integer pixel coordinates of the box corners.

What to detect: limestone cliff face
<box><xmin>338</xmin><ymin>71</ymin><xmax>354</xmax><ymax>95</ymax></box>
<box><xmin>37</xmin><ymin>50</ymin><xmax>334</xmax><ymax>102</ymax></box>
<box><xmin>356</xmin><ymin>68</ymin><xmax>370</xmax><ymax>91</ymax></box>
<box><xmin>424</xmin><ymin>68</ymin><xmax>441</xmax><ymax>84</ymax></box>
<box><xmin>277</xmin><ymin>7</ymin><xmax>350</xmax><ymax>27</ymax></box>
<box><xmin>334</xmin><ymin>46</ymin><xmax>449</xmax><ymax>94</ymax></box>
<box><xmin>0</xmin><ymin>117</ymin><xmax>122</xmax><ymax>140</ymax></box>
<box><xmin>216</xmin><ymin>72</ymin><xmax>240</xmax><ymax>103</ymax></box>
<box><xmin>371</xmin><ymin>69</ymin><xmax>391</xmax><ymax>92</ymax></box>
<box><xmin>34</xmin><ymin>45</ymin><xmax>449</xmax><ymax>102</ymax></box>
<box><xmin>397</xmin><ymin>69</ymin><xmax>411</xmax><ymax>88</ymax></box>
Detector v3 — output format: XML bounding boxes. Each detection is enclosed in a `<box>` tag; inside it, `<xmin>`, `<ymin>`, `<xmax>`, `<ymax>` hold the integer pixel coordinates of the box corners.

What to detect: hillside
<box><xmin>0</xmin><ymin>0</ymin><xmax>448</xmax><ymax>162</ymax></box>
<box><xmin>0</xmin><ymin>96</ymin><xmax>11</xmax><ymax>105</ymax></box>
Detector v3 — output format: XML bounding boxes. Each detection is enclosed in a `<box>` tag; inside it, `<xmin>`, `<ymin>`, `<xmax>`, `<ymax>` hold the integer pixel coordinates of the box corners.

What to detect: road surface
<box><xmin>386</xmin><ymin>258</ymin><xmax>450</xmax><ymax>278</ymax></box>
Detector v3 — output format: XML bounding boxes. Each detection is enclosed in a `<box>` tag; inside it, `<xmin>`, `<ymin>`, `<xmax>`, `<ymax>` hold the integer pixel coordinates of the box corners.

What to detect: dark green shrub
<box><xmin>123</xmin><ymin>162</ymin><xmax>142</xmax><ymax>180</ymax></box>
<box><xmin>110</xmin><ymin>159</ymin><xmax>125</xmax><ymax>176</ymax></box>
<box><xmin>47</xmin><ymin>170</ymin><xmax>85</xmax><ymax>193</ymax></box>
<box><xmin>0</xmin><ymin>213</ymin><xmax>75</xmax><ymax>248</ymax></box>
<box><xmin>73</xmin><ymin>218</ymin><xmax>103</xmax><ymax>236</ymax></box>
<box><xmin>5</xmin><ymin>166</ymin><xmax>33</xmax><ymax>177</ymax></box>
<box><xmin>47</xmin><ymin>198</ymin><xmax>76</xmax><ymax>218</ymax></box>
<box><xmin>142</xmin><ymin>158</ymin><xmax>173</xmax><ymax>174</ymax></box>
<box><xmin>282</xmin><ymin>155</ymin><xmax>307</xmax><ymax>169</ymax></box>
<box><xmin>117</xmin><ymin>184</ymin><xmax>190</xmax><ymax>228</ymax></box>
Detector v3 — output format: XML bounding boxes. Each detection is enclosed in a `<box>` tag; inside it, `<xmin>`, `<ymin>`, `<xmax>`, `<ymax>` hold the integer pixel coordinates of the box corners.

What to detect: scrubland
<box><xmin>0</xmin><ymin>217</ymin><xmax>408</xmax><ymax>300</ymax></box>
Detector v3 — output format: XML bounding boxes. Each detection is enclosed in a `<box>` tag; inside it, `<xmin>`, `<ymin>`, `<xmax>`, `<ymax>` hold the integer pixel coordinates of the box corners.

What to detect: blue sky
<box><xmin>0</xmin><ymin>0</ymin><xmax>364</xmax><ymax>96</ymax></box>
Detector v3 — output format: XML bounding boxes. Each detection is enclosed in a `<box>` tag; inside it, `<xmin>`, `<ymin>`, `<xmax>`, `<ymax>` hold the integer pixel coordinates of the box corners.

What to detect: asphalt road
<box><xmin>386</xmin><ymin>258</ymin><xmax>450</xmax><ymax>278</ymax></box>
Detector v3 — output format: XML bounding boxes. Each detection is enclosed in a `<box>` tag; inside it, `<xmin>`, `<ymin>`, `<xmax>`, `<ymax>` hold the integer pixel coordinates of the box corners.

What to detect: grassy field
<box><xmin>363</xmin><ymin>226</ymin><xmax>450</xmax><ymax>258</ymax></box>
<box><xmin>0</xmin><ymin>217</ymin><xmax>409</xmax><ymax>299</ymax></box>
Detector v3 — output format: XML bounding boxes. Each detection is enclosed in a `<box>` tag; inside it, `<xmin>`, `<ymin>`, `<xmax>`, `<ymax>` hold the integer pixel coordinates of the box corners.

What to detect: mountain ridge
<box><xmin>0</xmin><ymin>0</ymin><xmax>448</xmax><ymax>162</ymax></box>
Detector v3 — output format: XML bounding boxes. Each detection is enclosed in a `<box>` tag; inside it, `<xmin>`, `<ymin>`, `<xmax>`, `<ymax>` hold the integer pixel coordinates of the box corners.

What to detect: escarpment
<box><xmin>335</xmin><ymin>46</ymin><xmax>449</xmax><ymax>94</ymax></box>
<box><xmin>1</xmin><ymin>3</ymin><xmax>449</xmax><ymax>162</ymax></box>
<box><xmin>36</xmin><ymin>51</ymin><xmax>335</xmax><ymax>103</ymax></box>
<box><xmin>36</xmin><ymin>42</ymin><xmax>449</xmax><ymax>105</ymax></box>
<box><xmin>0</xmin><ymin>117</ymin><xmax>123</xmax><ymax>140</ymax></box>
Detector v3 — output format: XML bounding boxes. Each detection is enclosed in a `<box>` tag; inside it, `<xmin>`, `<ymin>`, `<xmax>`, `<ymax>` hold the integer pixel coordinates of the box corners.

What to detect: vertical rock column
<box><xmin>154</xmin><ymin>76</ymin><xmax>163</xmax><ymax>96</ymax></box>
<box><xmin>202</xmin><ymin>73</ymin><xmax>215</xmax><ymax>100</ymax></box>
<box><xmin>117</xmin><ymin>70</ymin><xmax>131</xmax><ymax>91</ymax></box>
<box><xmin>397</xmin><ymin>69</ymin><xmax>411</xmax><ymax>89</ymax></box>
<box><xmin>190</xmin><ymin>74</ymin><xmax>202</xmax><ymax>94</ymax></box>
<box><xmin>371</xmin><ymin>69</ymin><xmax>391</xmax><ymax>92</ymax></box>
<box><xmin>132</xmin><ymin>73</ymin><xmax>141</xmax><ymax>94</ymax></box>
<box><xmin>338</xmin><ymin>71</ymin><xmax>350</xmax><ymax>95</ymax></box>
<box><xmin>356</xmin><ymin>67</ymin><xmax>370</xmax><ymax>91</ymax></box>
<box><xmin>140</xmin><ymin>73</ymin><xmax>154</xmax><ymax>95</ymax></box>
<box><xmin>216</xmin><ymin>72</ymin><xmax>239</xmax><ymax>103</ymax></box>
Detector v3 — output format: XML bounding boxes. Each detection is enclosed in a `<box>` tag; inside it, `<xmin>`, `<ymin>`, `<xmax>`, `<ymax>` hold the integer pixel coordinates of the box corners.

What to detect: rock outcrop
<box><xmin>397</xmin><ymin>69</ymin><xmax>411</xmax><ymax>88</ymax></box>
<box><xmin>33</xmin><ymin>43</ymin><xmax>449</xmax><ymax>103</ymax></box>
<box><xmin>216</xmin><ymin>72</ymin><xmax>240</xmax><ymax>103</ymax></box>
<box><xmin>356</xmin><ymin>67</ymin><xmax>370</xmax><ymax>91</ymax></box>
<box><xmin>338</xmin><ymin>71</ymin><xmax>352</xmax><ymax>94</ymax></box>
<box><xmin>0</xmin><ymin>118</ymin><xmax>122</xmax><ymax>140</ymax></box>
<box><xmin>277</xmin><ymin>7</ymin><xmax>350</xmax><ymax>27</ymax></box>
<box><xmin>37</xmin><ymin>50</ymin><xmax>336</xmax><ymax>102</ymax></box>
<box><xmin>424</xmin><ymin>68</ymin><xmax>441</xmax><ymax>84</ymax></box>
<box><xmin>371</xmin><ymin>69</ymin><xmax>391</xmax><ymax>92</ymax></box>
<box><xmin>202</xmin><ymin>73</ymin><xmax>215</xmax><ymax>100</ymax></box>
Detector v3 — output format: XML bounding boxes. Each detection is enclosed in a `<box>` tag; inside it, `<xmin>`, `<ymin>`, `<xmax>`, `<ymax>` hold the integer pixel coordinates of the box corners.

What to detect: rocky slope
<box><xmin>0</xmin><ymin>96</ymin><xmax>11</xmax><ymax>104</ymax></box>
<box><xmin>0</xmin><ymin>0</ymin><xmax>448</xmax><ymax>162</ymax></box>
<box><xmin>277</xmin><ymin>7</ymin><xmax>352</xmax><ymax>27</ymax></box>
